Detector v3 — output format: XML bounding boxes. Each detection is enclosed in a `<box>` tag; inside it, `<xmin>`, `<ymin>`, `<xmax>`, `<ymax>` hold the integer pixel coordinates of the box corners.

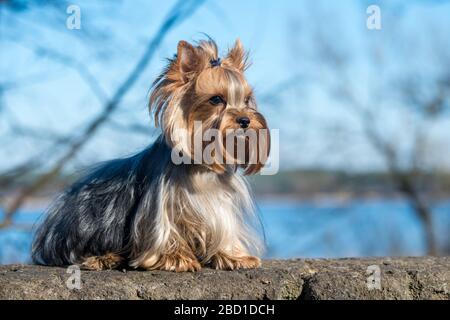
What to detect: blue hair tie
<box><xmin>210</xmin><ymin>58</ymin><xmax>221</xmax><ymax>67</ymax></box>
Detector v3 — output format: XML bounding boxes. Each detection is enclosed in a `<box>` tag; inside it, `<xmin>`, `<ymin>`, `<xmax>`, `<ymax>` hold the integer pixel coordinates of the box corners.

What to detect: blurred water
<box><xmin>260</xmin><ymin>199</ymin><xmax>450</xmax><ymax>258</ymax></box>
<box><xmin>1</xmin><ymin>199</ymin><xmax>449</xmax><ymax>264</ymax></box>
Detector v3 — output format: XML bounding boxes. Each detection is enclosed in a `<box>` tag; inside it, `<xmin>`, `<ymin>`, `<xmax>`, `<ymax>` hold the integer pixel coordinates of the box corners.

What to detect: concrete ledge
<box><xmin>0</xmin><ymin>257</ymin><xmax>448</xmax><ymax>300</ymax></box>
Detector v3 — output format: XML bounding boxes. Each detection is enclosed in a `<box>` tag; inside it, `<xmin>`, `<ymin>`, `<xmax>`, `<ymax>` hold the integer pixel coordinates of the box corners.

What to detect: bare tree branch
<box><xmin>283</xmin><ymin>10</ymin><xmax>450</xmax><ymax>254</ymax></box>
<box><xmin>0</xmin><ymin>0</ymin><xmax>206</xmax><ymax>228</ymax></box>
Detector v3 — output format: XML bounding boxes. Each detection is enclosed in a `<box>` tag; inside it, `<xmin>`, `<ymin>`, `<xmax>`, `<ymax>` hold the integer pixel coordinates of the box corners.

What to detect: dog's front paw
<box><xmin>141</xmin><ymin>253</ymin><xmax>201</xmax><ymax>272</ymax></box>
<box><xmin>80</xmin><ymin>253</ymin><xmax>123</xmax><ymax>271</ymax></box>
<box><xmin>209</xmin><ymin>253</ymin><xmax>261</xmax><ymax>270</ymax></box>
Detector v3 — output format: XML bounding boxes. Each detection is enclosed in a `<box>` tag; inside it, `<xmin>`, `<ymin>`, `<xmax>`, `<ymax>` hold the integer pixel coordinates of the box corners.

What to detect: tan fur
<box><xmin>81</xmin><ymin>253</ymin><xmax>123</xmax><ymax>271</ymax></box>
<box><xmin>150</xmin><ymin>39</ymin><xmax>269</xmax><ymax>174</ymax></box>
<box><xmin>209</xmin><ymin>252</ymin><xmax>261</xmax><ymax>270</ymax></box>
<box><xmin>134</xmin><ymin>39</ymin><xmax>270</xmax><ymax>272</ymax></box>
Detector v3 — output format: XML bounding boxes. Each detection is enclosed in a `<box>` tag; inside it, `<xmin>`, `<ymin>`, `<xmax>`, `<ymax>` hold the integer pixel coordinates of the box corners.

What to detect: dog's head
<box><xmin>150</xmin><ymin>39</ymin><xmax>270</xmax><ymax>175</ymax></box>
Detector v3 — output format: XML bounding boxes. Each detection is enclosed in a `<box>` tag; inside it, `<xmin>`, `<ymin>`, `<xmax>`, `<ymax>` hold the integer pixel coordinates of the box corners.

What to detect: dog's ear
<box><xmin>226</xmin><ymin>38</ymin><xmax>249</xmax><ymax>71</ymax></box>
<box><xmin>175</xmin><ymin>40</ymin><xmax>201</xmax><ymax>82</ymax></box>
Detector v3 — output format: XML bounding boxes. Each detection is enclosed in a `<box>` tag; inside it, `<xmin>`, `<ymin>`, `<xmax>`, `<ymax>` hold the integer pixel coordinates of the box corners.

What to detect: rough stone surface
<box><xmin>0</xmin><ymin>257</ymin><xmax>448</xmax><ymax>300</ymax></box>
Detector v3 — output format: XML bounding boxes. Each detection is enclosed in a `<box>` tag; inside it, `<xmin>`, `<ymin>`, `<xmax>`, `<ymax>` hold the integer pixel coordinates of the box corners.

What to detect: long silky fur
<box><xmin>31</xmin><ymin>38</ymin><xmax>266</xmax><ymax>269</ymax></box>
<box><xmin>32</xmin><ymin>136</ymin><xmax>262</xmax><ymax>267</ymax></box>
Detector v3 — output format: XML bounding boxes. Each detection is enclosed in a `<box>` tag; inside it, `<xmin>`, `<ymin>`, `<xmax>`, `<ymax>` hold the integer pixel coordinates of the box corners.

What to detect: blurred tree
<box><xmin>287</xmin><ymin>2</ymin><xmax>450</xmax><ymax>255</ymax></box>
<box><xmin>0</xmin><ymin>0</ymin><xmax>206</xmax><ymax>227</ymax></box>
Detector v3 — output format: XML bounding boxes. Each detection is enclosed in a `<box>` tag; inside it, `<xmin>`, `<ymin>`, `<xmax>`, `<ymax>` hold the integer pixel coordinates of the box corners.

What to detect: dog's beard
<box><xmin>173</xmin><ymin>108</ymin><xmax>270</xmax><ymax>175</ymax></box>
<box><xmin>218</xmin><ymin>110</ymin><xmax>270</xmax><ymax>175</ymax></box>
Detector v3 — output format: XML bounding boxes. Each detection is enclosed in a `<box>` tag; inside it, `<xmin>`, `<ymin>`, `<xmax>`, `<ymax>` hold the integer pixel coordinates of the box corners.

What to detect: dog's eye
<box><xmin>209</xmin><ymin>95</ymin><xmax>225</xmax><ymax>106</ymax></box>
<box><xmin>245</xmin><ymin>96</ymin><xmax>251</xmax><ymax>105</ymax></box>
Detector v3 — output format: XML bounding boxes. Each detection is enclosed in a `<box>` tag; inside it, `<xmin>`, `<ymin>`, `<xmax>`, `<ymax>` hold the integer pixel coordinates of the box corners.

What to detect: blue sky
<box><xmin>1</xmin><ymin>0</ymin><xmax>450</xmax><ymax>173</ymax></box>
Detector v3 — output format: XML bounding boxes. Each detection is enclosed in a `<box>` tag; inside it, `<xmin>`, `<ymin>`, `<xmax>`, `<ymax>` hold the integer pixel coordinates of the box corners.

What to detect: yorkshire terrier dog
<box><xmin>32</xmin><ymin>38</ymin><xmax>270</xmax><ymax>272</ymax></box>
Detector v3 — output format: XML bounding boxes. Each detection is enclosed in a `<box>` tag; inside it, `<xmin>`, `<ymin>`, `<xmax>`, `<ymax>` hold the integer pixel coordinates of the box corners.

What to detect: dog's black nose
<box><xmin>236</xmin><ymin>116</ymin><xmax>250</xmax><ymax>128</ymax></box>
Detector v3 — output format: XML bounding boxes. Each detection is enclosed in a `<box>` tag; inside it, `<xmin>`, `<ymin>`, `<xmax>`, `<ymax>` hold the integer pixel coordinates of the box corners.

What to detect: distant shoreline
<box><xmin>2</xmin><ymin>192</ymin><xmax>450</xmax><ymax>213</ymax></box>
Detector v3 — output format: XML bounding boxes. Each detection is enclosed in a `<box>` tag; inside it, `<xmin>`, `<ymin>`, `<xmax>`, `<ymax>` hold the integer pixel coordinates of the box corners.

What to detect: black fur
<box><xmin>31</xmin><ymin>136</ymin><xmax>170</xmax><ymax>266</ymax></box>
